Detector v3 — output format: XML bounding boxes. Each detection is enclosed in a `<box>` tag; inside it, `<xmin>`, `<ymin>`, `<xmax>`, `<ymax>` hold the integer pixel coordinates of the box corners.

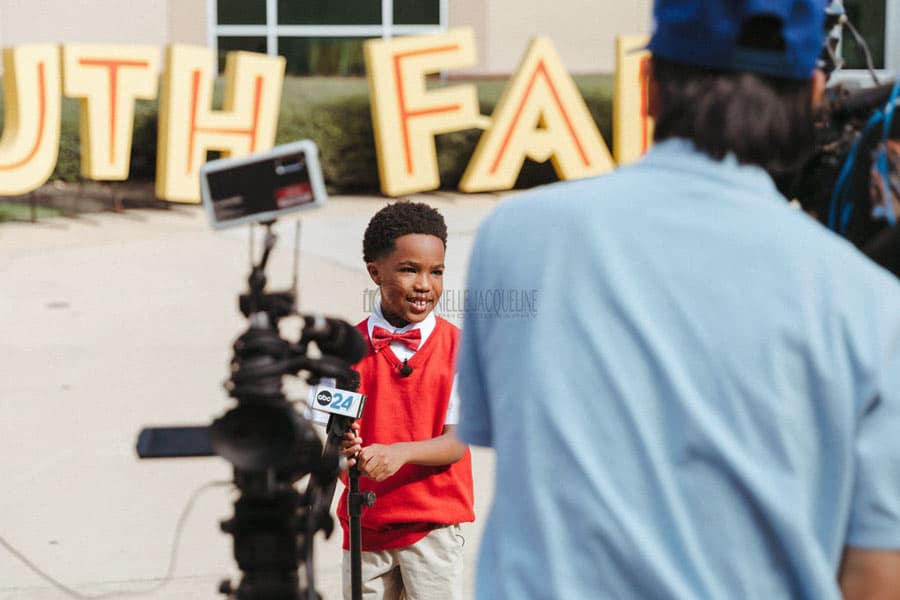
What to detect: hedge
<box><xmin>0</xmin><ymin>74</ymin><xmax>613</xmax><ymax>193</ymax></box>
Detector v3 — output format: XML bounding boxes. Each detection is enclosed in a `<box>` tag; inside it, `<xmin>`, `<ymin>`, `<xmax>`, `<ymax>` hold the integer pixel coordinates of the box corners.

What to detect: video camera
<box><xmin>136</xmin><ymin>140</ymin><xmax>367</xmax><ymax>600</ymax></box>
<box><xmin>784</xmin><ymin>1</ymin><xmax>900</xmax><ymax>277</ymax></box>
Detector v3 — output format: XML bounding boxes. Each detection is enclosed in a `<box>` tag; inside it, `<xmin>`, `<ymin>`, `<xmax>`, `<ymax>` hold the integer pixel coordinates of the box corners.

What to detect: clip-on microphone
<box><xmin>399</xmin><ymin>359</ymin><xmax>414</xmax><ymax>377</ymax></box>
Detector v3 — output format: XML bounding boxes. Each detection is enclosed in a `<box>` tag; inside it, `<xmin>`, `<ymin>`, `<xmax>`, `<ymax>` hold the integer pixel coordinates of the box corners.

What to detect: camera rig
<box><xmin>784</xmin><ymin>1</ymin><xmax>900</xmax><ymax>277</ymax></box>
<box><xmin>136</xmin><ymin>221</ymin><xmax>367</xmax><ymax>600</ymax></box>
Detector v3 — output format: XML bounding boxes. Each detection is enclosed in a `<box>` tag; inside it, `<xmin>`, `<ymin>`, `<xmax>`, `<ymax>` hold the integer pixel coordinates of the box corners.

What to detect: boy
<box><xmin>315</xmin><ymin>201</ymin><xmax>474</xmax><ymax>600</ymax></box>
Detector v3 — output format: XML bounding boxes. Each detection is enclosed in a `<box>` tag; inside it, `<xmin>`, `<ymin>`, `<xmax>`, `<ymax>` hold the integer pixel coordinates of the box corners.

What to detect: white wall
<box><xmin>167</xmin><ymin>0</ymin><xmax>207</xmax><ymax>47</ymax></box>
<box><xmin>0</xmin><ymin>0</ymin><xmax>168</xmax><ymax>46</ymax></box>
<box><xmin>0</xmin><ymin>0</ymin><xmax>206</xmax><ymax>49</ymax></box>
<box><xmin>451</xmin><ymin>0</ymin><xmax>653</xmax><ymax>74</ymax></box>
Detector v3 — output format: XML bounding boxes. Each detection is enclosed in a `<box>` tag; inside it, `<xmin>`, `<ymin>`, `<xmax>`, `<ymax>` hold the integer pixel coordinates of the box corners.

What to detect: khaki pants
<box><xmin>342</xmin><ymin>524</ymin><xmax>465</xmax><ymax>600</ymax></box>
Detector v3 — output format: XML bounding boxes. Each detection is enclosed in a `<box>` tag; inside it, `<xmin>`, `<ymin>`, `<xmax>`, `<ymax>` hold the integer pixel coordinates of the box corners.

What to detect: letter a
<box><xmin>156</xmin><ymin>45</ymin><xmax>285</xmax><ymax>203</ymax></box>
<box><xmin>0</xmin><ymin>45</ymin><xmax>62</xmax><ymax>196</ymax></box>
<box><xmin>460</xmin><ymin>37</ymin><xmax>614</xmax><ymax>193</ymax></box>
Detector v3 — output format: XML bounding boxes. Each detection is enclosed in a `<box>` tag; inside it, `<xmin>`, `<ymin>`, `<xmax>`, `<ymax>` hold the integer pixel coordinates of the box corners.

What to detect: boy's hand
<box><xmin>357</xmin><ymin>444</ymin><xmax>408</xmax><ymax>482</ymax></box>
<box><xmin>339</xmin><ymin>421</ymin><xmax>363</xmax><ymax>468</ymax></box>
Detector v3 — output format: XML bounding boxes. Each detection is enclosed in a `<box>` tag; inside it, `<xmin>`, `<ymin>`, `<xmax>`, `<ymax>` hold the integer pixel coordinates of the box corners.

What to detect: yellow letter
<box><xmin>156</xmin><ymin>45</ymin><xmax>285</xmax><ymax>203</ymax></box>
<box><xmin>459</xmin><ymin>37</ymin><xmax>614</xmax><ymax>193</ymax></box>
<box><xmin>62</xmin><ymin>44</ymin><xmax>160</xmax><ymax>180</ymax></box>
<box><xmin>0</xmin><ymin>45</ymin><xmax>62</xmax><ymax>196</ymax></box>
<box><xmin>365</xmin><ymin>28</ymin><xmax>487</xmax><ymax>197</ymax></box>
<box><xmin>613</xmin><ymin>36</ymin><xmax>654</xmax><ymax>166</ymax></box>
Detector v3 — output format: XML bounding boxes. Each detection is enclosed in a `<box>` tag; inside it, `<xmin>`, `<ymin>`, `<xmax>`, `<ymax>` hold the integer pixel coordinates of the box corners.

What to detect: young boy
<box><xmin>321</xmin><ymin>201</ymin><xmax>474</xmax><ymax>600</ymax></box>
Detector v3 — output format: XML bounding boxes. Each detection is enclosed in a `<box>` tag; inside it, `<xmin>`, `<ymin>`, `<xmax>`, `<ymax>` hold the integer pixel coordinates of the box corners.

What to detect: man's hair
<box><xmin>651</xmin><ymin>16</ymin><xmax>817</xmax><ymax>176</ymax></box>
<box><xmin>363</xmin><ymin>201</ymin><xmax>448</xmax><ymax>263</ymax></box>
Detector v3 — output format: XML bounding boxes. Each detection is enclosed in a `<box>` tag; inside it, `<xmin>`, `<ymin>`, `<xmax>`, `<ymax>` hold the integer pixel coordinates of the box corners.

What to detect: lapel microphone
<box><xmin>399</xmin><ymin>359</ymin><xmax>414</xmax><ymax>378</ymax></box>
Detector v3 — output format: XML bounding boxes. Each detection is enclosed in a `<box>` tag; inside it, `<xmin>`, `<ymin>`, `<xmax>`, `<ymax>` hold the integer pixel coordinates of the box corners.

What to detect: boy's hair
<box><xmin>363</xmin><ymin>201</ymin><xmax>448</xmax><ymax>263</ymax></box>
<box><xmin>651</xmin><ymin>16</ymin><xmax>817</xmax><ymax>177</ymax></box>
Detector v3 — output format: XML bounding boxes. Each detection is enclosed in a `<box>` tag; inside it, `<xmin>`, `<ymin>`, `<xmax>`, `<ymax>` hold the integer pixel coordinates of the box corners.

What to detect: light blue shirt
<box><xmin>457</xmin><ymin>139</ymin><xmax>900</xmax><ymax>599</ymax></box>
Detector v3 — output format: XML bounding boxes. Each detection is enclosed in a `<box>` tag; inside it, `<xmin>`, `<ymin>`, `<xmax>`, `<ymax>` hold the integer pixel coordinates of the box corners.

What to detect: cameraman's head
<box><xmin>647</xmin><ymin>0</ymin><xmax>828</xmax><ymax>176</ymax></box>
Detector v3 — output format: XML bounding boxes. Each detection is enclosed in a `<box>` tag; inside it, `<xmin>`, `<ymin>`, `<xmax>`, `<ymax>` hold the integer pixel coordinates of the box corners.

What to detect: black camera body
<box><xmin>783</xmin><ymin>80</ymin><xmax>900</xmax><ymax>277</ymax></box>
<box><xmin>781</xmin><ymin>3</ymin><xmax>900</xmax><ymax>277</ymax></box>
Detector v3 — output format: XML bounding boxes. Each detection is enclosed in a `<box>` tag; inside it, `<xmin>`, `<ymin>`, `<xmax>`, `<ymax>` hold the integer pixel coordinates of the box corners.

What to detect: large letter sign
<box><xmin>613</xmin><ymin>36</ymin><xmax>653</xmax><ymax>166</ymax></box>
<box><xmin>156</xmin><ymin>45</ymin><xmax>285</xmax><ymax>203</ymax></box>
<box><xmin>0</xmin><ymin>45</ymin><xmax>62</xmax><ymax>196</ymax></box>
<box><xmin>62</xmin><ymin>44</ymin><xmax>160</xmax><ymax>180</ymax></box>
<box><xmin>0</xmin><ymin>30</ymin><xmax>649</xmax><ymax>202</ymax></box>
<box><xmin>460</xmin><ymin>37</ymin><xmax>614</xmax><ymax>192</ymax></box>
<box><xmin>365</xmin><ymin>28</ymin><xmax>487</xmax><ymax>197</ymax></box>
<box><xmin>366</xmin><ymin>31</ymin><xmax>616</xmax><ymax>196</ymax></box>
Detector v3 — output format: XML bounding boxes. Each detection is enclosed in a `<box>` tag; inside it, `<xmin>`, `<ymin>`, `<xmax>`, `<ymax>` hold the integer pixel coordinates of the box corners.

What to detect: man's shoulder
<box><xmin>493</xmin><ymin>166</ymin><xmax>651</xmax><ymax>217</ymax></box>
<box><xmin>779</xmin><ymin>209</ymin><xmax>900</xmax><ymax>284</ymax></box>
<box><xmin>504</xmin><ymin>172</ymin><xmax>625</xmax><ymax>207</ymax></box>
<box><xmin>475</xmin><ymin>170</ymin><xmax>641</xmax><ymax>252</ymax></box>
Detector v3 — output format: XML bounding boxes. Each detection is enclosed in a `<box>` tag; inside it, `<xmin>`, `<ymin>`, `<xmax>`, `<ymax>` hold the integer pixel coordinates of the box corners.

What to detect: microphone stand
<box><xmin>310</xmin><ymin>369</ymin><xmax>375</xmax><ymax>600</ymax></box>
<box><xmin>347</xmin><ymin>462</ymin><xmax>374</xmax><ymax>600</ymax></box>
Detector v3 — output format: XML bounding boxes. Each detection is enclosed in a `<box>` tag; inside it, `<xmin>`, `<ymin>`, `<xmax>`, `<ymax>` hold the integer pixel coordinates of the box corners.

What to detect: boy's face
<box><xmin>367</xmin><ymin>233</ymin><xmax>445</xmax><ymax>328</ymax></box>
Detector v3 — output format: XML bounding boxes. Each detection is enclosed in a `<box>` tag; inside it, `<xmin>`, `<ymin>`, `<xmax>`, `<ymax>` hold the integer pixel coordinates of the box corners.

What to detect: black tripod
<box><xmin>346</xmin><ymin>463</ymin><xmax>376</xmax><ymax>600</ymax></box>
<box><xmin>314</xmin><ymin>412</ymin><xmax>375</xmax><ymax>600</ymax></box>
<box><xmin>137</xmin><ymin>221</ymin><xmax>368</xmax><ymax>600</ymax></box>
<box><xmin>307</xmin><ymin>369</ymin><xmax>376</xmax><ymax>600</ymax></box>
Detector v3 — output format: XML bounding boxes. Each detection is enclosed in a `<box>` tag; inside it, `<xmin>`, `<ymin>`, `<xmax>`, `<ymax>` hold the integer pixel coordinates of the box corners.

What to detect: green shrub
<box><xmin>53</xmin><ymin>97</ymin><xmax>83</xmax><ymax>182</ymax></box>
<box><xmin>129</xmin><ymin>99</ymin><xmax>160</xmax><ymax>181</ymax></box>
<box><xmin>0</xmin><ymin>201</ymin><xmax>64</xmax><ymax>222</ymax></box>
<box><xmin>277</xmin><ymin>92</ymin><xmax>380</xmax><ymax>191</ymax></box>
<box><xmin>0</xmin><ymin>74</ymin><xmax>614</xmax><ymax>193</ymax></box>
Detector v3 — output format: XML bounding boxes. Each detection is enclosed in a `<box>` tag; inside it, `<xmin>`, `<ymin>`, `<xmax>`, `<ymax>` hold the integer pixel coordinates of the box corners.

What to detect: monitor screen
<box><xmin>200</xmin><ymin>139</ymin><xmax>327</xmax><ymax>229</ymax></box>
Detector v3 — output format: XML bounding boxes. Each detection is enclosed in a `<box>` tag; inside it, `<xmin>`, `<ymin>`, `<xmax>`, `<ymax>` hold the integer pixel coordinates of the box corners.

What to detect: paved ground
<box><xmin>0</xmin><ymin>191</ymin><xmax>507</xmax><ymax>599</ymax></box>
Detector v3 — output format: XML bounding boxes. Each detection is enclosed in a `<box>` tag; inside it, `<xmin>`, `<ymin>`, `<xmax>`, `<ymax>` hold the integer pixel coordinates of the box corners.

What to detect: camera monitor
<box><xmin>200</xmin><ymin>139</ymin><xmax>327</xmax><ymax>229</ymax></box>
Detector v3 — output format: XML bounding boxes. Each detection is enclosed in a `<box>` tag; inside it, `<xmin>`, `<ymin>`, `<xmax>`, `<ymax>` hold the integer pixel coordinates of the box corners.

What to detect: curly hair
<box><xmin>362</xmin><ymin>201</ymin><xmax>448</xmax><ymax>263</ymax></box>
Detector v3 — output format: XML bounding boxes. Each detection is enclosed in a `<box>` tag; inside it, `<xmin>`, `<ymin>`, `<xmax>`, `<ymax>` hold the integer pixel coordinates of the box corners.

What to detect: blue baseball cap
<box><xmin>647</xmin><ymin>0</ymin><xmax>827</xmax><ymax>79</ymax></box>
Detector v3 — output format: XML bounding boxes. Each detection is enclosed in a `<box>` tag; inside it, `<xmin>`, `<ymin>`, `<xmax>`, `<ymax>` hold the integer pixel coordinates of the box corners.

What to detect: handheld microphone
<box><xmin>303</xmin><ymin>315</ymin><xmax>367</xmax><ymax>363</ymax></box>
<box><xmin>399</xmin><ymin>359</ymin><xmax>414</xmax><ymax>378</ymax></box>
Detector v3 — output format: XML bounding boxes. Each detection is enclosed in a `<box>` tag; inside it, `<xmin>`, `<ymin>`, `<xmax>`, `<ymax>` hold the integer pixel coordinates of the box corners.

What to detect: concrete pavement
<box><xmin>0</xmin><ymin>191</ymin><xmax>506</xmax><ymax>599</ymax></box>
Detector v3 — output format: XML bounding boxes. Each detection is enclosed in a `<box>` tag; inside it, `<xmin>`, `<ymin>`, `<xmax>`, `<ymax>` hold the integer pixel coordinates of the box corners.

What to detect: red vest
<box><xmin>337</xmin><ymin>316</ymin><xmax>475</xmax><ymax>551</ymax></box>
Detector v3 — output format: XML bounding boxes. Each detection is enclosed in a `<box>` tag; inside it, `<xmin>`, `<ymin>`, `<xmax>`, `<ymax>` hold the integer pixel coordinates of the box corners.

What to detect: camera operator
<box><xmin>455</xmin><ymin>1</ymin><xmax>900</xmax><ymax>598</ymax></box>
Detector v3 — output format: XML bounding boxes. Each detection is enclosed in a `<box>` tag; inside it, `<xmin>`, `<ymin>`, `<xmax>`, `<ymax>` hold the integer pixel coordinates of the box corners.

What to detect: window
<box><xmin>211</xmin><ymin>0</ymin><xmax>446</xmax><ymax>76</ymax></box>
<box><xmin>278</xmin><ymin>37</ymin><xmax>367</xmax><ymax>77</ymax></box>
<box><xmin>841</xmin><ymin>0</ymin><xmax>885</xmax><ymax>70</ymax></box>
<box><xmin>218</xmin><ymin>0</ymin><xmax>266</xmax><ymax>25</ymax></box>
<box><xmin>393</xmin><ymin>0</ymin><xmax>440</xmax><ymax>26</ymax></box>
<box><xmin>217</xmin><ymin>36</ymin><xmax>268</xmax><ymax>73</ymax></box>
<box><xmin>816</xmin><ymin>0</ymin><xmax>898</xmax><ymax>85</ymax></box>
<box><xmin>277</xmin><ymin>0</ymin><xmax>381</xmax><ymax>25</ymax></box>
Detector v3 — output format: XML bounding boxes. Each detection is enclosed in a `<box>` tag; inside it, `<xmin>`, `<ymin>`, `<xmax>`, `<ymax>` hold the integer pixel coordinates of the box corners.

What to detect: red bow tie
<box><xmin>371</xmin><ymin>326</ymin><xmax>422</xmax><ymax>351</ymax></box>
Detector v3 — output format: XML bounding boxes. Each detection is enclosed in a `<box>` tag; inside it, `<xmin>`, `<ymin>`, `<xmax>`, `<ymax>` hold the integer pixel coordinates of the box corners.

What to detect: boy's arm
<box><xmin>356</xmin><ymin>425</ymin><xmax>467</xmax><ymax>482</ymax></box>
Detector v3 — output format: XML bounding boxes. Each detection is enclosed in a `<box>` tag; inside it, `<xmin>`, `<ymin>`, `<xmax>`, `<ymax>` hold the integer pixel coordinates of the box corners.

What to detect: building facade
<box><xmin>0</xmin><ymin>0</ymin><xmax>896</xmax><ymax>78</ymax></box>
